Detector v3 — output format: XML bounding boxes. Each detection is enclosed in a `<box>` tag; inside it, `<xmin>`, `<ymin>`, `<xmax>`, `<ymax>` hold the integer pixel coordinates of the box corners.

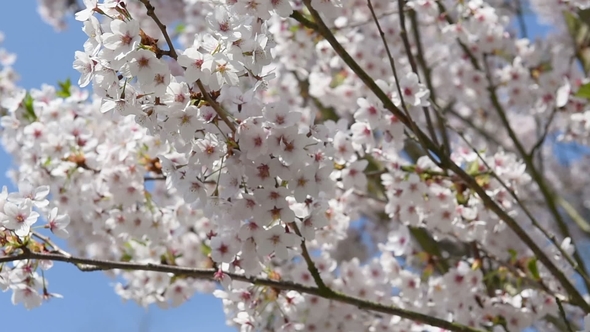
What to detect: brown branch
<box><xmin>366</xmin><ymin>1</ymin><xmax>413</xmax><ymax>119</ymax></box>
<box><xmin>289</xmin><ymin>222</ymin><xmax>331</xmax><ymax>292</ymax></box>
<box><xmin>408</xmin><ymin>9</ymin><xmax>451</xmax><ymax>155</ymax></box>
<box><xmin>295</xmin><ymin>1</ymin><xmax>590</xmax><ymax>312</ymax></box>
<box><xmin>393</xmin><ymin>0</ymin><xmax>439</xmax><ymax>147</ymax></box>
<box><xmin>138</xmin><ymin>0</ymin><xmax>177</xmax><ymax>59</ymax></box>
<box><xmin>196</xmin><ymin>80</ymin><xmax>237</xmax><ymax>133</ymax></box>
<box><xmin>482</xmin><ymin>56</ymin><xmax>590</xmax><ymax>293</ymax></box>
<box><xmin>0</xmin><ymin>250</ymin><xmax>484</xmax><ymax>332</ymax></box>
<box><xmin>528</xmin><ymin>107</ymin><xmax>557</xmax><ymax>158</ymax></box>
<box><xmin>138</xmin><ymin>0</ymin><xmax>236</xmax><ymax>133</ymax></box>
<box><xmin>434</xmin><ymin>1</ymin><xmax>480</xmax><ymax>71</ymax></box>
<box><xmin>144</xmin><ymin>176</ymin><xmax>166</xmax><ymax>181</ymax></box>
<box><xmin>557</xmin><ymin>296</ymin><xmax>575</xmax><ymax>332</ymax></box>
<box><xmin>32</xmin><ymin>232</ymin><xmax>71</xmax><ymax>258</ymax></box>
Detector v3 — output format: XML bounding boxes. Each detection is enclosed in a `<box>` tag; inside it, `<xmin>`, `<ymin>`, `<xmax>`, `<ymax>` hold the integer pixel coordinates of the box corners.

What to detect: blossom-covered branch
<box><xmin>0</xmin><ymin>249</ymin><xmax>483</xmax><ymax>332</ymax></box>
<box><xmin>2</xmin><ymin>0</ymin><xmax>590</xmax><ymax>331</ymax></box>
<box><xmin>296</xmin><ymin>0</ymin><xmax>590</xmax><ymax>313</ymax></box>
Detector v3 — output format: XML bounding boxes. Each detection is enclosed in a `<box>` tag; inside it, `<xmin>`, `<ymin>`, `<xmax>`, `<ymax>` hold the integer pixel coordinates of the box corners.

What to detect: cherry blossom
<box><xmin>2</xmin><ymin>199</ymin><xmax>39</xmax><ymax>238</ymax></box>
<box><xmin>0</xmin><ymin>0</ymin><xmax>590</xmax><ymax>330</ymax></box>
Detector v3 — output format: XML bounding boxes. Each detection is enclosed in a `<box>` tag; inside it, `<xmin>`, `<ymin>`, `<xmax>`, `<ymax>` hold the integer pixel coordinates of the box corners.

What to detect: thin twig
<box><xmin>482</xmin><ymin>56</ymin><xmax>590</xmax><ymax>293</ymax></box>
<box><xmin>196</xmin><ymin>80</ymin><xmax>237</xmax><ymax>132</ymax></box>
<box><xmin>144</xmin><ymin>176</ymin><xmax>165</xmax><ymax>181</ymax></box>
<box><xmin>408</xmin><ymin>9</ymin><xmax>450</xmax><ymax>155</ymax></box>
<box><xmin>334</xmin><ymin>10</ymin><xmax>399</xmax><ymax>30</ymax></box>
<box><xmin>452</xmin><ymin>122</ymin><xmax>586</xmax><ymax>279</ymax></box>
<box><xmin>528</xmin><ymin>107</ymin><xmax>558</xmax><ymax>158</ymax></box>
<box><xmin>366</xmin><ymin>0</ymin><xmax>412</xmax><ymax>117</ymax></box>
<box><xmin>137</xmin><ymin>0</ymin><xmax>177</xmax><ymax>59</ymax></box>
<box><xmin>557</xmin><ymin>197</ymin><xmax>590</xmax><ymax>233</ymax></box>
<box><xmin>394</xmin><ymin>0</ymin><xmax>439</xmax><ymax>147</ymax></box>
<box><xmin>557</xmin><ymin>297</ymin><xmax>575</xmax><ymax>332</ymax></box>
<box><xmin>31</xmin><ymin>232</ymin><xmax>71</xmax><ymax>258</ymax></box>
<box><xmin>444</xmin><ymin>106</ymin><xmax>509</xmax><ymax>151</ymax></box>
<box><xmin>289</xmin><ymin>223</ymin><xmax>331</xmax><ymax>292</ymax></box>
<box><xmin>434</xmin><ymin>1</ymin><xmax>481</xmax><ymax>71</ymax></box>
<box><xmin>138</xmin><ymin>0</ymin><xmax>236</xmax><ymax>133</ymax></box>
<box><xmin>362</xmin><ymin>2</ymin><xmax>441</xmax><ymax>168</ymax></box>
<box><xmin>447</xmin><ymin>111</ymin><xmax>590</xmax><ymax>297</ymax></box>
<box><xmin>514</xmin><ymin>0</ymin><xmax>528</xmax><ymax>39</ymax></box>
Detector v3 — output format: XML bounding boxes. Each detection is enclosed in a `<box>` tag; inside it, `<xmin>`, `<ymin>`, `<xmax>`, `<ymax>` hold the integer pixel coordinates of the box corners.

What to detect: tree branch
<box><xmin>394</xmin><ymin>0</ymin><xmax>440</xmax><ymax>147</ymax></box>
<box><xmin>408</xmin><ymin>9</ymin><xmax>451</xmax><ymax>154</ymax></box>
<box><xmin>294</xmin><ymin>1</ymin><xmax>590</xmax><ymax>312</ymax></box>
<box><xmin>0</xmin><ymin>250</ymin><xmax>483</xmax><ymax>332</ymax></box>
<box><xmin>196</xmin><ymin>80</ymin><xmax>237</xmax><ymax>133</ymax></box>
<box><xmin>289</xmin><ymin>222</ymin><xmax>331</xmax><ymax>293</ymax></box>
<box><xmin>138</xmin><ymin>0</ymin><xmax>177</xmax><ymax>59</ymax></box>
<box><xmin>557</xmin><ymin>297</ymin><xmax>575</xmax><ymax>332</ymax></box>
<box><xmin>482</xmin><ymin>56</ymin><xmax>590</xmax><ymax>293</ymax></box>
<box><xmin>138</xmin><ymin>0</ymin><xmax>236</xmax><ymax>133</ymax></box>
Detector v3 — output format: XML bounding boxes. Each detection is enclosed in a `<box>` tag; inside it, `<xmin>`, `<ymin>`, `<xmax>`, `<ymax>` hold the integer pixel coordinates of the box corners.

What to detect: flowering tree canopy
<box><xmin>5</xmin><ymin>0</ymin><xmax>590</xmax><ymax>331</ymax></box>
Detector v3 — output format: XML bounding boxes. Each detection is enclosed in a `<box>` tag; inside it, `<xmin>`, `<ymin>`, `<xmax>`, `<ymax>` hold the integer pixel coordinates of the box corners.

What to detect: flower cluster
<box><xmin>1</xmin><ymin>0</ymin><xmax>590</xmax><ymax>330</ymax></box>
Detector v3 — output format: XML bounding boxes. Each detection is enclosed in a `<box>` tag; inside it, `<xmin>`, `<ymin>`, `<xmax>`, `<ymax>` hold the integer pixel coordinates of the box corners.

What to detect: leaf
<box><xmin>575</xmin><ymin>82</ymin><xmax>590</xmax><ymax>100</ymax></box>
<box><xmin>455</xmin><ymin>188</ymin><xmax>469</xmax><ymax>205</ymax></box>
<box><xmin>465</xmin><ymin>160</ymin><xmax>480</xmax><ymax>176</ymax></box>
<box><xmin>527</xmin><ymin>257</ymin><xmax>541</xmax><ymax>281</ymax></box>
<box><xmin>56</xmin><ymin>78</ymin><xmax>72</xmax><ymax>98</ymax></box>
<box><xmin>580</xmin><ymin>47</ymin><xmax>590</xmax><ymax>75</ymax></box>
<box><xmin>23</xmin><ymin>93</ymin><xmax>37</xmax><ymax>122</ymax></box>
<box><xmin>564</xmin><ymin>10</ymin><xmax>590</xmax><ymax>73</ymax></box>
<box><xmin>508</xmin><ymin>248</ymin><xmax>518</xmax><ymax>264</ymax></box>
<box><xmin>132</xmin><ymin>238</ymin><xmax>148</xmax><ymax>246</ymax></box>
<box><xmin>564</xmin><ymin>11</ymin><xmax>583</xmax><ymax>38</ymax></box>
<box><xmin>410</xmin><ymin>227</ymin><xmax>450</xmax><ymax>273</ymax></box>
<box><xmin>174</xmin><ymin>23</ymin><xmax>185</xmax><ymax>34</ymax></box>
<box><xmin>329</xmin><ymin>70</ymin><xmax>347</xmax><ymax>88</ymax></box>
<box><xmin>120</xmin><ymin>252</ymin><xmax>132</xmax><ymax>262</ymax></box>
<box><xmin>201</xmin><ymin>243</ymin><xmax>211</xmax><ymax>256</ymax></box>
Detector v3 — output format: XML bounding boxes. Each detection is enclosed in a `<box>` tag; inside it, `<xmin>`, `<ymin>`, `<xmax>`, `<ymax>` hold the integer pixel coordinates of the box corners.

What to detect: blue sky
<box><xmin>0</xmin><ymin>2</ymin><xmax>231</xmax><ymax>332</ymax></box>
